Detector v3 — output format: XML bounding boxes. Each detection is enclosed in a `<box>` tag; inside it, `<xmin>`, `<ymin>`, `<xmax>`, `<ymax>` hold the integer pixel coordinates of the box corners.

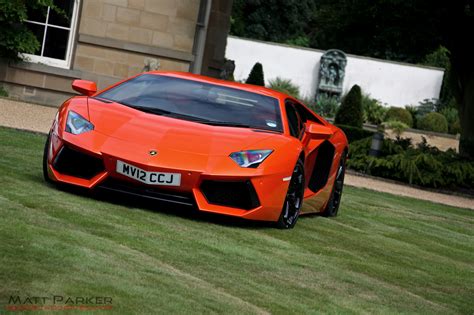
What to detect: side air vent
<box><xmin>308</xmin><ymin>141</ymin><xmax>335</xmax><ymax>192</ymax></box>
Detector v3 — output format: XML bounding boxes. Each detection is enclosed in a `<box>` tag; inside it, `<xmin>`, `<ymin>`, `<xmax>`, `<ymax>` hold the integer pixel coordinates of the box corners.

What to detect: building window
<box><xmin>23</xmin><ymin>0</ymin><xmax>80</xmax><ymax>68</ymax></box>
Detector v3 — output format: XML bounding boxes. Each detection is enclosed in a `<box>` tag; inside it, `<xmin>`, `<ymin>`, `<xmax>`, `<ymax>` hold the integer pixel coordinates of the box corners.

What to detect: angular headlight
<box><xmin>229</xmin><ymin>150</ymin><xmax>273</xmax><ymax>168</ymax></box>
<box><xmin>65</xmin><ymin>111</ymin><xmax>94</xmax><ymax>135</ymax></box>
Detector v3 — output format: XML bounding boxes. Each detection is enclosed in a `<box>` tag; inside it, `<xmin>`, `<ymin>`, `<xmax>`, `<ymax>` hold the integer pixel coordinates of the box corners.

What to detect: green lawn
<box><xmin>0</xmin><ymin>127</ymin><xmax>473</xmax><ymax>314</ymax></box>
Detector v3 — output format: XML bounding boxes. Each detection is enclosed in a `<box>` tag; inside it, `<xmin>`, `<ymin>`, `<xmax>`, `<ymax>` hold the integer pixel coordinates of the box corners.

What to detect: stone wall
<box><xmin>80</xmin><ymin>0</ymin><xmax>198</xmax><ymax>52</ymax></box>
<box><xmin>74</xmin><ymin>0</ymin><xmax>200</xmax><ymax>90</ymax></box>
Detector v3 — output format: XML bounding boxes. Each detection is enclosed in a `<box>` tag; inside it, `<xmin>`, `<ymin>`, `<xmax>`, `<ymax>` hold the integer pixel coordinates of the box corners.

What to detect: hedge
<box><xmin>347</xmin><ymin>137</ymin><xmax>474</xmax><ymax>189</ymax></box>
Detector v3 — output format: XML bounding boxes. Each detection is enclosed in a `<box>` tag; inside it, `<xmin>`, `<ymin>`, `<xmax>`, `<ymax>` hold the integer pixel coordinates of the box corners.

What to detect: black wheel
<box><xmin>43</xmin><ymin>132</ymin><xmax>53</xmax><ymax>184</ymax></box>
<box><xmin>277</xmin><ymin>159</ymin><xmax>305</xmax><ymax>229</ymax></box>
<box><xmin>323</xmin><ymin>152</ymin><xmax>346</xmax><ymax>217</ymax></box>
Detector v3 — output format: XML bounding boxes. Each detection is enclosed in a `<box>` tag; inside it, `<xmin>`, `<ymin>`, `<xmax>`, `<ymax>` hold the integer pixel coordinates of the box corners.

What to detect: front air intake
<box><xmin>53</xmin><ymin>145</ymin><xmax>105</xmax><ymax>179</ymax></box>
<box><xmin>200</xmin><ymin>180</ymin><xmax>260</xmax><ymax>210</ymax></box>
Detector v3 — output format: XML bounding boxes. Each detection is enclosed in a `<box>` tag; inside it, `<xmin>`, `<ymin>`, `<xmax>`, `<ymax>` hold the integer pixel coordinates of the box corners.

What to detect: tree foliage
<box><xmin>335</xmin><ymin>85</ymin><xmax>363</xmax><ymax>128</ymax></box>
<box><xmin>0</xmin><ymin>0</ymin><xmax>57</xmax><ymax>61</ymax></box>
<box><xmin>230</xmin><ymin>0</ymin><xmax>315</xmax><ymax>44</ymax></box>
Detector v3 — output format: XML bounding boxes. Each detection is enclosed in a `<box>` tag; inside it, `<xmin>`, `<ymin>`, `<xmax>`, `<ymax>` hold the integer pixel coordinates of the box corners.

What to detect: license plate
<box><xmin>116</xmin><ymin>160</ymin><xmax>181</xmax><ymax>186</ymax></box>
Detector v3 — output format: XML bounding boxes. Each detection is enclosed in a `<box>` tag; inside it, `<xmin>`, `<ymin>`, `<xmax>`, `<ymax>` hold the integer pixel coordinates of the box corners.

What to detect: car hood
<box><xmin>87</xmin><ymin>99</ymin><xmax>279</xmax><ymax>157</ymax></box>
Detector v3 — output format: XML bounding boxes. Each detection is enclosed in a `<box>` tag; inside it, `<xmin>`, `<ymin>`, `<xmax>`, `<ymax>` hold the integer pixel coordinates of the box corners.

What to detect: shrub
<box><xmin>335</xmin><ymin>85</ymin><xmax>363</xmax><ymax>128</ymax></box>
<box><xmin>450</xmin><ymin>120</ymin><xmax>461</xmax><ymax>135</ymax></box>
<box><xmin>347</xmin><ymin>137</ymin><xmax>474</xmax><ymax>189</ymax></box>
<box><xmin>362</xmin><ymin>94</ymin><xmax>387</xmax><ymax>125</ymax></box>
<box><xmin>308</xmin><ymin>94</ymin><xmax>339</xmax><ymax>118</ymax></box>
<box><xmin>0</xmin><ymin>86</ymin><xmax>8</xmax><ymax>97</ymax></box>
<box><xmin>383</xmin><ymin>120</ymin><xmax>409</xmax><ymax>138</ymax></box>
<box><xmin>268</xmin><ymin>77</ymin><xmax>300</xmax><ymax>98</ymax></box>
<box><xmin>384</xmin><ymin>107</ymin><xmax>413</xmax><ymax>127</ymax></box>
<box><xmin>405</xmin><ymin>105</ymin><xmax>419</xmax><ymax>127</ymax></box>
<box><xmin>417</xmin><ymin>112</ymin><xmax>449</xmax><ymax>133</ymax></box>
<box><xmin>245</xmin><ymin>62</ymin><xmax>265</xmax><ymax>86</ymax></box>
<box><xmin>336</xmin><ymin>124</ymin><xmax>374</xmax><ymax>143</ymax></box>
<box><xmin>440</xmin><ymin>107</ymin><xmax>461</xmax><ymax>135</ymax></box>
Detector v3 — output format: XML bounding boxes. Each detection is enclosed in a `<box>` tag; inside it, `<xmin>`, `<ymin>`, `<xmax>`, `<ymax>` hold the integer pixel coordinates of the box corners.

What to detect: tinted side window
<box><xmin>285</xmin><ymin>102</ymin><xmax>300</xmax><ymax>138</ymax></box>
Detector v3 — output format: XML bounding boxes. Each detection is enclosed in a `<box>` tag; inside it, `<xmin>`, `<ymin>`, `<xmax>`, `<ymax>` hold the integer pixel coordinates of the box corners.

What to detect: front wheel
<box><xmin>323</xmin><ymin>152</ymin><xmax>346</xmax><ymax>217</ymax></box>
<box><xmin>276</xmin><ymin>159</ymin><xmax>305</xmax><ymax>229</ymax></box>
<box><xmin>43</xmin><ymin>132</ymin><xmax>53</xmax><ymax>184</ymax></box>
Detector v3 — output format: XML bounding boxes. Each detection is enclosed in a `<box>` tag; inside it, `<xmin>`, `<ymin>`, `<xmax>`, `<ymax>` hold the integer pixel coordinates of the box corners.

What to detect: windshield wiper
<box><xmin>128</xmin><ymin>105</ymin><xmax>173</xmax><ymax>116</ymax></box>
<box><xmin>197</xmin><ymin>121</ymin><xmax>252</xmax><ymax>128</ymax></box>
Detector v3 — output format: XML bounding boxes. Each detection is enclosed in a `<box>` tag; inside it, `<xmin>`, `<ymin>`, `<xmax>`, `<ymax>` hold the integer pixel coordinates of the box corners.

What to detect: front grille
<box><xmin>53</xmin><ymin>145</ymin><xmax>105</xmax><ymax>179</ymax></box>
<box><xmin>200</xmin><ymin>180</ymin><xmax>260</xmax><ymax>210</ymax></box>
<box><xmin>97</xmin><ymin>178</ymin><xmax>195</xmax><ymax>207</ymax></box>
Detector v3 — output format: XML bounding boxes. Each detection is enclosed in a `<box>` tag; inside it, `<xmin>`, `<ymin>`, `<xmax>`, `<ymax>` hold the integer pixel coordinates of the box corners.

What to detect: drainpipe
<box><xmin>190</xmin><ymin>0</ymin><xmax>212</xmax><ymax>74</ymax></box>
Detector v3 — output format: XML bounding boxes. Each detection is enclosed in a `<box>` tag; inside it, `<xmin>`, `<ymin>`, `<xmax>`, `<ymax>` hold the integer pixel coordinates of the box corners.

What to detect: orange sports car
<box><xmin>43</xmin><ymin>71</ymin><xmax>348</xmax><ymax>228</ymax></box>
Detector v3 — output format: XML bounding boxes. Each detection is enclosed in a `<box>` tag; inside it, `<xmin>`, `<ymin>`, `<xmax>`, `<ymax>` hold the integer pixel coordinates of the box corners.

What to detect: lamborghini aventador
<box><xmin>43</xmin><ymin>72</ymin><xmax>348</xmax><ymax>228</ymax></box>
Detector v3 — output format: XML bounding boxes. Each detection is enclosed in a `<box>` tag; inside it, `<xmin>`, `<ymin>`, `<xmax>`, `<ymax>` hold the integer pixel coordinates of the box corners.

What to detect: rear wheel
<box><xmin>276</xmin><ymin>159</ymin><xmax>305</xmax><ymax>229</ymax></box>
<box><xmin>323</xmin><ymin>152</ymin><xmax>346</xmax><ymax>217</ymax></box>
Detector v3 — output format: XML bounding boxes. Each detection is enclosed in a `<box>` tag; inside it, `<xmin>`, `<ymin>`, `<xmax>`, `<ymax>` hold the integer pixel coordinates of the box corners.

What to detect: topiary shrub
<box><xmin>335</xmin><ymin>84</ymin><xmax>363</xmax><ymax>128</ymax></box>
<box><xmin>268</xmin><ymin>77</ymin><xmax>300</xmax><ymax>98</ymax></box>
<box><xmin>417</xmin><ymin>112</ymin><xmax>449</xmax><ymax>133</ymax></box>
<box><xmin>384</xmin><ymin>107</ymin><xmax>413</xmax><ymax>127</ymax></box>
<box><xmin>245</xmin><ymin>62</ymin><xmax>265</xmax><ymax>86</ymax></box>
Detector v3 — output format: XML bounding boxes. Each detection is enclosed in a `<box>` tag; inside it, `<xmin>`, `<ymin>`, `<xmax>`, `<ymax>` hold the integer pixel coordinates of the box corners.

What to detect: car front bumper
<box><xmin>45</xmin><ymin>131</ymin><xmax>290</xmax><ymax>222</ymax></box>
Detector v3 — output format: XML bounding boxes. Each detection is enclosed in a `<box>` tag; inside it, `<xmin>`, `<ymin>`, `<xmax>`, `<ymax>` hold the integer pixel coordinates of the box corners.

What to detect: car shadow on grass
<box><xmin>46</xmin><ymin>181</ymin><xmax>274</xmax><ymax>230</ymax></box>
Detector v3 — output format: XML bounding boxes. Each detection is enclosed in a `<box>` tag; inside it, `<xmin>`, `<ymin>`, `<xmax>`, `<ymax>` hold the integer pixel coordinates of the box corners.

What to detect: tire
<box><xmin>276</xmin><ymin>158</ymin><xmax>305</xmax><ymax>229</ymax></box>
<box><xmin>43</xmin><ymin>132</ymin><xmax>53</xmax><ymax>184</ymax></box>
<box><xmin>323</xmin><ymin>152</ymin><xmax>346</xmax><ymax>217</ymax></box>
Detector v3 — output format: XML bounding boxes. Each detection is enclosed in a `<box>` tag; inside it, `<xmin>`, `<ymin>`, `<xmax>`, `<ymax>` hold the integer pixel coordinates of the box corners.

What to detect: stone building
<box><xmin>0</xmin><ymin>0</ymin><xmax>232</xmax><ymax>106</ymax></box>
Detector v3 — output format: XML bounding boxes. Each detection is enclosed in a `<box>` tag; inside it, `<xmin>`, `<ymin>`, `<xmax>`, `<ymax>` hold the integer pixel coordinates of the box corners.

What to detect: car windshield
<box><xmin>97</xmin><ymin>74</ymin><xmax>283</xmax><ymax>132</ymax></box>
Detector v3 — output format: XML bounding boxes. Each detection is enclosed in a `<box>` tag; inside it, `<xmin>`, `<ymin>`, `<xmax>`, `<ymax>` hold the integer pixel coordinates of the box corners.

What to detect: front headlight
<box><xmin>65</xmin><ymin>111</ymin><xmax>94</xmax><ymax>135</ymax></box>
<box><xmin>229</xmin><ymin>150</ymin><xmax>273</xmax><ymax>168</ymax></box>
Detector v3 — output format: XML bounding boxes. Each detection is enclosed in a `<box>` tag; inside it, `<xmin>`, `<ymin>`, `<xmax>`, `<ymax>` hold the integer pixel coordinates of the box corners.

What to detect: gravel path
<box><xmin>0</xmin><ymin>98</ymin><xmax>57</xmax><ymax>134</ymax></box>
<box><xmin>1</xmin><ymin>97</ymin><xmax>472</xmax><ymax>210</ymax></box>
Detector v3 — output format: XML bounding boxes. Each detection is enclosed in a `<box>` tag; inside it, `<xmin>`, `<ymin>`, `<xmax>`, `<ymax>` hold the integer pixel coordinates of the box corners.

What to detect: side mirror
<box><xmin>305</xmin><ymin>124</ymin><xmax>333</xmax><ymax>140</ymax></box>
<box><xmin>72</xmin><ymin>80</ymin><xmax>97</xmax><ymax>96</ymax></box>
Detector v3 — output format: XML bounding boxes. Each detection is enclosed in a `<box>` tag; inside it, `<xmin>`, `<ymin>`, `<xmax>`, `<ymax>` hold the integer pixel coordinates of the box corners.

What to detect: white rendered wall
<box><xmin>225</xmin><ymin>36</ymin><xmax>444</xmax><ymax>107</ymax></box>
